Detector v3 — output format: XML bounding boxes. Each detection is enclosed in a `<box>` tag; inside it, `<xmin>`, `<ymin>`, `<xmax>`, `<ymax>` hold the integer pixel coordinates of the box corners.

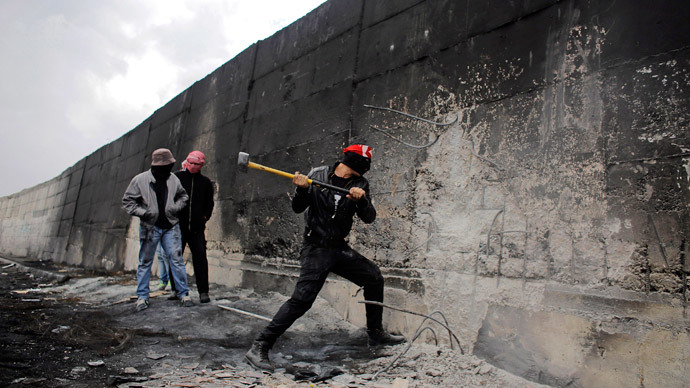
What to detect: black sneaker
<box><xmin>245</xmin><ymin>340</ymin><xmax>274</xmax><ymax>372</ymax></box>
<box><xmin>199</xmin><ymin>293</ymin><xmax>210</xmax><ymax>303</ymax></box>
<box><xmin>367</xmin><ymin>328</ymin><xmax>406</xmax><ymax>346</ymax></box>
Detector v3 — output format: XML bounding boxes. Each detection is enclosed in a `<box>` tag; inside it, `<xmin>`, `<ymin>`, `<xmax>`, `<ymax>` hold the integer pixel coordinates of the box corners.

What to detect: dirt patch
<box><xmin>0</xmin><ymin>266</ymin><xmax>129</xmax><ymax>387</ymax></box>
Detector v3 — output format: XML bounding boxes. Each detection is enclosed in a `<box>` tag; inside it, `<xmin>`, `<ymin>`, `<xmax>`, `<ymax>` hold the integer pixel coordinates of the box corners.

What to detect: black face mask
<box><xmin>331</xmin><ymin>174</ymin><xmax>353</xmax><ymax>189</ymax></box>
<box><xmin>151</xmin><ymin>164</ymin><xmax>174</xmax><ymax>181</ymax></box>
<box><xmin>342</xmin><ymin>152</ymin><xmax>370</xmax><ymax>176</ymax></box>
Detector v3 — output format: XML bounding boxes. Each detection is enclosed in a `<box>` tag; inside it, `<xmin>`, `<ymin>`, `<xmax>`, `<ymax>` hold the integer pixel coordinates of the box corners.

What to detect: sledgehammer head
<box><xmin>237</xmin><ymin>152</ymin><xmax>250</xmax><ymax>173</ymax></box>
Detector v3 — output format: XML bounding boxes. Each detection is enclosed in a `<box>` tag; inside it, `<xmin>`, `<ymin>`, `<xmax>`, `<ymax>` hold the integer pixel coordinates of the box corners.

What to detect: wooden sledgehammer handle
<box><xmin>247</xmin><ymin>161</ymin><xmax>295</xmax><ymax>180</ymax></box>
<box><xmin>247</xmin><ymin>161</ymin><xmax>351</xmax><ymax>195</ymax></box>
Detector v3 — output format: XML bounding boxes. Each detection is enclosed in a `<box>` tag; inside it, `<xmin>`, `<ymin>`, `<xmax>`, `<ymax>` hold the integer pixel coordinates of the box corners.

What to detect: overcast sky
<box><xmin>0</xmin><ymin>0</ymin><xmax>327</xmax><ymax>197</ymax></box>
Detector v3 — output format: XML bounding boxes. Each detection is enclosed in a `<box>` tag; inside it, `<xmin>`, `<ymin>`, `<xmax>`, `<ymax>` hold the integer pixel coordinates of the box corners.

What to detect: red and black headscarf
<box><xmin>342</xmin><ymin>144</ymin><xmax>372</xmax><ymax>175</ymax></box>
<box><xmin>182</xmin><ymin>151</ymin><xmax>206</xmax><ymax>174</ymax></box>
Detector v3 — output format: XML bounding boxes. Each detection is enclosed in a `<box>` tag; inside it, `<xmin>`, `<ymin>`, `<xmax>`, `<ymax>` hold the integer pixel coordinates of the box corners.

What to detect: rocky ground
<box><xmin>0</xmin><ymin>256</ymin><xmax>550</xmax><ymax>388</ymax></box>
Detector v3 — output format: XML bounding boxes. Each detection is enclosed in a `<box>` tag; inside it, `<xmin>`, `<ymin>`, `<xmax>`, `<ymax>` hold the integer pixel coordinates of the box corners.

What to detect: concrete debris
<box><xmin>107</xmin><ymin>375</ymin><xmax>149</xmax><ymax>386</ymax></box>
<box><xmin>126</xmin><ymin>357</ymin><xmax>520</xmax><ymax>388</ymax></box>
<box><xmin>330</xmin><ymin>373</ymin><xmax>356</xmax><ymax>384</ymax></box>
<box><xmin>51</xmin><ymin>325</ymin><xmax>70</xmax><ymax>334</ymax></box>
<box><xmin>212</xmin><ymin>371</ymin><xmax>236</xmax><ymax>378</ymax></box>
<box><xmin>288</xmin><ymin>362</ymin><xmax>344</xmax><ymax>382</ymax></box>
<box><xmin>11</xmin><ymin>377</ymin><xmax>47</xmax><ymax>384</ymax></box>
<box><xmin>12</xmin><ymin>288</ymin><xmax>44</xmax><ymax>294</ymax></box>
<box><xmin>0</xmin><ymin>265</ymin><xmax>552</xmax><ymax>388</ymax></box>
<box><xmin>181</xmin><ymin>362</ymin><xmax>200</xmax><ymax>370</ymax></box>
<box><xmin>218</xmin><ymin>304</ymin><xmax>272</xmax><ymax>321</ymax></box>
<box><xmin>146</xmin><ymin>352</ymin><xmax>168</xmax><ymax>360</ymax></box>
<box><xmin>392</xmin><ymin>378</ymin><xmax>410</xmax><ymax>388</ymax></box>
<box><xmin>426</xmin><ymin>368</ymin><xmax>443</xmax><ymax>377</ymax></box>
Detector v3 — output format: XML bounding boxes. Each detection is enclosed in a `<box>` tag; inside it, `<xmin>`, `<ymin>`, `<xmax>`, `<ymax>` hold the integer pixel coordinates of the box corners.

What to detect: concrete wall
<box><xmin>1</xmin><ymin>0</ymin><xmax>689</xmax><ymax>386</ymax></box>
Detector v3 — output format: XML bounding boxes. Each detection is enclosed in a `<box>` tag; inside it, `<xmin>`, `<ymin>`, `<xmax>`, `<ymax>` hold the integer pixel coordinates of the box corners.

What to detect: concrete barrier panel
<box><xmin>244</xmin><ymin>82</ymin><xmax>353</xmax><ymax>157</ymax></box>
<box><xmin>250</xmin><ymin>32</ymin><xmax>357</xmax><ymax>120</ymax></box>
<box><xmin>597</xmin><ymin>0</ymin><xmax>690</xmax><ymax>67</ymax></box>
<box><xmin>362</xmin><ymin>0</ymin><xmax>424</xmax><ymax>28</ymax></box>
<box><xmin>254</xmin><ymin>0</ymin><xmax>362</xmax><ymax>78</ymax></box>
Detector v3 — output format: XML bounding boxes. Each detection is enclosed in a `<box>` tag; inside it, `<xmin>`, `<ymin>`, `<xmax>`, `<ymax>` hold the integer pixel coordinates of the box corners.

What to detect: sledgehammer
<box><xmin>237</xmin><ymin>152</ymin><xmax>350</xmax><ymax>194</ymax></box>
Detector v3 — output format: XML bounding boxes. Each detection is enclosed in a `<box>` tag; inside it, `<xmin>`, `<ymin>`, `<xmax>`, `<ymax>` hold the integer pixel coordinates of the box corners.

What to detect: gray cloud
<box><xmin>0</xmin><ymin>0</ymin><xmax>325</xmax><ymax>197</ymax></box>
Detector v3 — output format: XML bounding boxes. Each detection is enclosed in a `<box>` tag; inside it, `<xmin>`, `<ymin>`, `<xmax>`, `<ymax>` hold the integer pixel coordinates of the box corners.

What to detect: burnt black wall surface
<box><xmin>2</xmin><ymin>0</ymin><xmax>689</xmax><ymax>386</ymax></box>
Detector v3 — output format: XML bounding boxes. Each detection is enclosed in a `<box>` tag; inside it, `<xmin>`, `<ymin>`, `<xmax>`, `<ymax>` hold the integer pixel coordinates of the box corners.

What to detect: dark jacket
<box><xmin>175</xmin><ymin>170</ymin><xmax>214</xmax><ymax>233</ymax></box>
<box><xmin>292</xmin><ymin>162</ymin><xmax>376</xmax><ymax>241</ymax></box>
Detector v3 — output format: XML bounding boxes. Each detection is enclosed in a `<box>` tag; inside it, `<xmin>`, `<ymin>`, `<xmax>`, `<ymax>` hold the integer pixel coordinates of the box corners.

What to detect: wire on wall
<box><xmin>365</xmin><ymin>104</ymin><xmax>459</xmax><ymax>149</ymax></box>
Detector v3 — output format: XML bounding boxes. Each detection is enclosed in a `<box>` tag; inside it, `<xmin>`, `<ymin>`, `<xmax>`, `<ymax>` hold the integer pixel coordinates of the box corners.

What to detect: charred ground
<box><xmin>0</xmin><ymin>258</ymin><xmax>548</xmax><ymax>387</ymax></box>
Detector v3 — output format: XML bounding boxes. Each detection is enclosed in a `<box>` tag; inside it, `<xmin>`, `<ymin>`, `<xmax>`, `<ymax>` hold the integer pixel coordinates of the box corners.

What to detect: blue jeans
<box><xmin>156</xmin><ymin>244</ymin><xmax>170</xmax><ymax>284</ymax></box>
<box><xmin>137</xmin><ymin>224</ymin><xmax>189</xmax><ymax>299</ymax></box>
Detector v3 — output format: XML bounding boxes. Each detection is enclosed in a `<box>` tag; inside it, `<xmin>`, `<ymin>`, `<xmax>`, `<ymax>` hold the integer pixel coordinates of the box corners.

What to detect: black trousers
<box><xmin>257</xmin><ymin>241</ymin><xmax>384</xmax><ymax>346</ymax></box>
<box><xmin>171</xmin><ymin>229</ymin><xmax>209</xmax><ymax>294</ymax></box>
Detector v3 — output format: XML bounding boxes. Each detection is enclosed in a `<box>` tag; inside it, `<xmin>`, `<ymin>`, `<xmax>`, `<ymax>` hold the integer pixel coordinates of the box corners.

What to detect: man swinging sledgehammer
<box><xmin>243</xmin><ymin>144</ymin><xmax>406</xmax><ymax>372</ymax></box>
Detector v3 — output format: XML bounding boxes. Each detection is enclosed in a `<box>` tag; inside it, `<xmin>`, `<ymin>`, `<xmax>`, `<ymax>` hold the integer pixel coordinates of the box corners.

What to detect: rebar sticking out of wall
<box><xmin>401</xmin><ymin>212</ymin><xmax>437</xmax><ymax>259</ymax></box>
<box><xmin>364</xmin><ymin>105</ymin><xmax>458</xmax><ymax>126</ymax></box>
<box><xmin>522</xmin><ymin>217</ymin><xmax>529</xmax><ymax>288</ymax></box>
<box><xmin>358</xmin><ymin>300</ymin><xmax>463</xmax><ymax>353</ymax></box>
<box><xmin>373</xmin><ymin>326</ymin><xmax>439</xmax><ymax>378</ymax></box>
<box><xmin>484</xmin><ymin>199</ymin><xmax>529</xmax><ymax>286</ymax></box>
<box><xmin>369</xmin><ymin>125</ymin><xmax>441</xmax><ymax>149</ymax></box>
<box><xmin>359</xmin><ymin>300</ymin><xmax>464</xmax><ymax>378</ymax></box>
<box><xmin>364</xmin><ymin>104</ymin><xmax>458</xmax><ymax>149</ymax></box>
<box><xmin>648</xmin><ymin>214</ymin><xmax>670</xmax><ymax>268</ymax></box>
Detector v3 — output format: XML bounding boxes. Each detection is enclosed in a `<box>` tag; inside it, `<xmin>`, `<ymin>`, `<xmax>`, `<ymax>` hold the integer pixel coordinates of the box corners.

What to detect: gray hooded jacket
<box><xmin>122</xmin><ymin>170</ymin><xmax>189</xmax><ymax>227</ymax></box>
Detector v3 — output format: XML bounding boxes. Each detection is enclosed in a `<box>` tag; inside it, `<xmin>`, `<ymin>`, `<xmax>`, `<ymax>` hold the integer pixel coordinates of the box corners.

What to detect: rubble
<box><xmin>0</xmin><ymin>258</ymin><xmax>552</xmax><ymax>387</ymax></box>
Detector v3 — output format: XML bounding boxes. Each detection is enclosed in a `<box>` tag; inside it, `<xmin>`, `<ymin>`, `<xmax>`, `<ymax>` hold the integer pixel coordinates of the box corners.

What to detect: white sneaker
<box><xmin>136</xmin><ymin>298</ymin><xmax>149</xmax><ymax>311</ymax></box>
<box><xmin>180</xmin><ymin>295</ymin><xmax>193</xmax><ymax>307</ymax></box>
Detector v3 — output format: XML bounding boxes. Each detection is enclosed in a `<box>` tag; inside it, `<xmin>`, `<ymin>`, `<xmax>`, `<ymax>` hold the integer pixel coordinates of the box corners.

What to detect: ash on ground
<box><xmin>0</xmin><ymin>257</ymin><xmax>549</xmax><ymax>387</ymax></box>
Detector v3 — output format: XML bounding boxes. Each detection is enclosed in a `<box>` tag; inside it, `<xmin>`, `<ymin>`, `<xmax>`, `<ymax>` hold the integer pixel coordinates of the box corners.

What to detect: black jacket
<box><xmin>292</xmin><ymin>162</ymin><xmax>376</xmax><ymax>241</ymax></box>
<box><xmin>175</xmin><ymin>170</ymin><xmax>214</xmax><ymax>233</ymax></box>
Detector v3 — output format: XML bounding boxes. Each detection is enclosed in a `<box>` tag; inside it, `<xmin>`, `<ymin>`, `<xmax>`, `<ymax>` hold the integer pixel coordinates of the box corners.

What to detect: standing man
<box><xmin>171</xmin><ymin>150</ymin><xmax>215</xmax><ymax>303</ymax></box>
<box><xmin>122</xmin><ymin>148</ymin><xmax>193</xmax><ymax>311</ymax></box>
<box><xmin>245</xmin><ymin>145</ymin><xmax>405</xmax><ymax>372</ymax></box>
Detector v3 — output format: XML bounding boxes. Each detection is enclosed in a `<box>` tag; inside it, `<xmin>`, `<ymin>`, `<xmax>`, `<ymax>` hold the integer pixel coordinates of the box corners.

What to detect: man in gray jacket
<box><xmin>122</xmin><ymin>148</ymin><xmax>192</xmax><ymax>311</ymax></box>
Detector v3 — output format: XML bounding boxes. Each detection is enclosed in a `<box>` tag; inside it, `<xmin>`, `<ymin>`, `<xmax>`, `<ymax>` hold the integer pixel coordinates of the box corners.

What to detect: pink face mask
<box><xmin>183</xmin><ymin>151</ymin><xmax>205</xmax><ymax>174</ymax></box>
